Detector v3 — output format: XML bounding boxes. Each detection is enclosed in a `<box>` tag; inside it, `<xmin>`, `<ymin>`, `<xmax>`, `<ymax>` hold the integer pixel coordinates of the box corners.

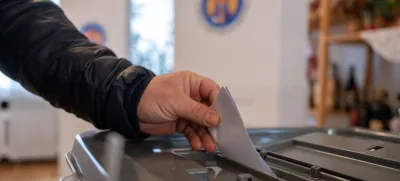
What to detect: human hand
<box><xmin>137</xmin><ymin>71</ymin><xmax>220</xmax><ymax>152</ymax></box>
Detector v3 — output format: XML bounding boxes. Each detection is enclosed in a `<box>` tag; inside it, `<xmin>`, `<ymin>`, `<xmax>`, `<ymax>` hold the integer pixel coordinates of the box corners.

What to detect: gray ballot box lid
<box><xmin>61</xmin><ymin>128</ymin><xmax>400</xmax><ymax>181</ymax></box>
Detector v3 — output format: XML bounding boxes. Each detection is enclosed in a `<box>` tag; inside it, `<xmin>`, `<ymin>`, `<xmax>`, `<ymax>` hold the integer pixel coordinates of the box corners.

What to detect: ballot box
<box><xmin>60</xmin><ymin>128</ymin><xmax>400</xmax><ymax>181</ymax></box>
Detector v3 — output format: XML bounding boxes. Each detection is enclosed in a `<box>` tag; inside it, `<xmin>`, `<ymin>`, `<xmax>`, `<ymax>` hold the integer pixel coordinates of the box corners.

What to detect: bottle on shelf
<box><xmin>344</xmin><ymin>66</ymin><xmax>359</xmax><ymax>112</ymax></box>
<box><xmin>389</xmin><ymin>109</ymin><xmax>400</xmax><ymax>134</ymax></box>
<box><xmin>389</xmin><ymin>93</ymin><xmax>400</xmax><ymax>133</ymax></box>
<box><xmin>393</xmin><ymin>93</ymin><xmax>400</xmax><ymax>114</ymax></box>
<box><xmin>351</xmin><ymin>91</ymin><xmax>371</xmax><ymax>128</ymax></box>
<box><xmin>307</xmin><ymin>54</ymin><xmax>318</xmax><ymax>109</ymax></box>
<box><xmin>369</xmin><ymin>89</ymin><xmax>392</xmax><ymax>131</ymax></box>
<box><xmin>350</xmin><ymin>101</ymin><xmax>360</xmax><ymax>127</ymax></box>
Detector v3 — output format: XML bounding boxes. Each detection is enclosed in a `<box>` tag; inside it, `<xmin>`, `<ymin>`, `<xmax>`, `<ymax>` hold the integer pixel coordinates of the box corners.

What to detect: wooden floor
<box><xmin>0</xmin><ymin>161</ymin><xmax>58</xmax><ymax>181</ymax></box>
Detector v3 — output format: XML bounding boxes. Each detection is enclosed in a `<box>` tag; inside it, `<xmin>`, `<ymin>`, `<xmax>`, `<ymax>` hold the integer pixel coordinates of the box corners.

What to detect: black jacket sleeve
<box><xmin>0</xmin><ymin>0</ymin><xmax>155</xmax><ymax>141</ymax></box>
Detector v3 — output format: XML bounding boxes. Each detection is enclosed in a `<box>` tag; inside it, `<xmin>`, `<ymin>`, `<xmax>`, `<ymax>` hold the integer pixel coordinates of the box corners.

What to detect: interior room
<box><xmin>1</xmin><ymin>0</ymin><xmax>400</xmax><ymax>180</ymax></box>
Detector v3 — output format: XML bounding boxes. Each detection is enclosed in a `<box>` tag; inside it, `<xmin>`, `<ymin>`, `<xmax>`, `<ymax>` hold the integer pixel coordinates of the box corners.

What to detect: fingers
<box><xmin>198</xmin><ymin>77</ymin><xmax>220</xmax><ymax>105</ymax></box>
<box><xmin>174</xmin><ymin>97</ymin><xmax>220</xmax><ymax>127</ymax></box>
<box><xmin>178</xmin><ymin>120</ymin><xmax>216</xmax><ymax>152</ymax></box>
<box><xmin>192</xmin><ymin>124</ymin><xmax>216</xmax><ymax>152</ymax></box>
<box><xmin>183</xmin><ymin>124</ymin><xmax>202</xmax><ymax>150</ymax></box>
<box><xmin>176</xmin><ymin>120</ymin><xmax>188</xmax><ymax>133</ymax></box>
<box><xmin>185</xmin><ymin>71</ymin><xmax>219</xmax><ymax>105</ymax></box>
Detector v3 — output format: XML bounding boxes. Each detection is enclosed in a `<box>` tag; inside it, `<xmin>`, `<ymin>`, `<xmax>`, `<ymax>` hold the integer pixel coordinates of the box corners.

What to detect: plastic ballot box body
<box><xmin>60</xmin><ymin>128</ymin><xmax>400</xmax><ymax>181</ymax></box>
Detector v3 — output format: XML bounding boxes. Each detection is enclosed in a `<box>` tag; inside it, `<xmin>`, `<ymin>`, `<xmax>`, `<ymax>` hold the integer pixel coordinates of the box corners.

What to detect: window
<box><xmin>130</xmin><ymin>0</ymin><xmax>174</xmax><ymax>75</ymax></box>
<box><xmin>51</xmin><ymin>0</ymin><xmax>60</xmax><ymax>5</ymax></box>
<box><xmin>0</xmin><ymin>72</ymin><xmax>11</xmax><ymax>90</ymax></box>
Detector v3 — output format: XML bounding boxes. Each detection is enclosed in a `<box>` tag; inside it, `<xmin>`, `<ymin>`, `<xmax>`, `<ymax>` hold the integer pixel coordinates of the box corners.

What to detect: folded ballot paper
<box><xmin>209</xmin><ymin>86</ymin><xmax>276</xmax><ymax>177</ymax></box>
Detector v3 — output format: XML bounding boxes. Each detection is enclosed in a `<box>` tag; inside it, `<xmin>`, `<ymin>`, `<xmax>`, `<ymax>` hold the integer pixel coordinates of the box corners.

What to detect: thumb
<box><xmin>174</xmin><ymin>97</ymin><xmax>220</xmax><ymax>127</ymax></box>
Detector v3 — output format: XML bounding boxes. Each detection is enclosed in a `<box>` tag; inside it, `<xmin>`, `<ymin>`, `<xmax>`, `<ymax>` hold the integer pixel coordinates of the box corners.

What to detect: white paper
<box><xmin>209</xmin><ymin>87</ymin><xmax>276</xmax><ymax>177</ymax></box>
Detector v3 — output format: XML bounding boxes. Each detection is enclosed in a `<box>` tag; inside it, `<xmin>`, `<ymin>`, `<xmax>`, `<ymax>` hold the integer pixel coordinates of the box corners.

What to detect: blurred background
<box><xmin>1</xmin><ymin>0</ymin><xmax>400</xmax><ymax>180</ymax></box>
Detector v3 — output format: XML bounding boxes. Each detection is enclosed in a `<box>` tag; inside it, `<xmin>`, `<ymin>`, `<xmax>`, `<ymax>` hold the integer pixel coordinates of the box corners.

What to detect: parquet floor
<box><xmin>0</xmin><ymin>161</ymin><xmax>58</xmax><ymax>181</ymax></box>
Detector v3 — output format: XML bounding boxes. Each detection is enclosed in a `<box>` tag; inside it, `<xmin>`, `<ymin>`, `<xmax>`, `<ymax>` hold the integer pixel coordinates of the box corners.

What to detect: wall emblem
<box><xmin>80</xmin><ymin>23</ymin><xmax>106</xmax><ymax>45</ymax></box>
<box><xmin>201</xmin><ymin>0</ymin><xmax>244</xmax><ymax>29</ymax></box>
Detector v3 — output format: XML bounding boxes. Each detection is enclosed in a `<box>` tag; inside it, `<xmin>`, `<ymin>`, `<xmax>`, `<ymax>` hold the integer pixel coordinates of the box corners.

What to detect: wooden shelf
<box><xmin>309</xmin><ymin>15</ymin><xmax>348</xmax><ymax>32</ymax></box>
<box><xmin>327</xmin><ymin>33</ymin><xmax>364</xmax><ymax>44</ymax></box>
<box><xmin>310</xmin><ymin>109</ymin><xmax>347</xmax><ymax>116</ymax></box>
<box><xmin>315</xmin><ymin>0</ymin><xmax>375</xmax><ymax>127</ymax></box>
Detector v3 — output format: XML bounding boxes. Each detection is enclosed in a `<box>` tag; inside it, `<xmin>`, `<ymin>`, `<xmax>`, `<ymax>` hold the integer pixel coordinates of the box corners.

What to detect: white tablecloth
<box><xmin>361</xmin><ymin>27</ymin><xmax>400</xmax><ymax>63</ymax></box>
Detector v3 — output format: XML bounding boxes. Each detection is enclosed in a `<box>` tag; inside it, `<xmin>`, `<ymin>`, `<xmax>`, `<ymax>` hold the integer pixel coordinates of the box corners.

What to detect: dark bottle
<box><xmin>390</xmin><ymin>93</ymin><xmax>400</xmax><ymax>118</ymax></box>
<box><xmin>389</xmin><ymin>108</ymin><xmax>400</xmax><ymax>133</ymax></box>
<box><xmin>352</xmin><ymin>92</ymin><xmax>371</xmax><ymax>128</ymax></box>
<box><xmin>369</xmin><ymin>89</ymin><xmax>392</xmax><ymax>131</ymax></box>
<box><xmin>350</xmin><ymin>101</ymin><xmax>360</xmax><ymax>127</ymax></box>
<box><xmin>344</xmin><ymin>66</ymin><xmax>359</xmax><ymax>112</ymax></box>
<box><xmin>307</xmin><ymin>54</ymin><xmax>318</xmax><ymax>109</ymax></box>
<box><xmin>332</xmin><ymin>63</ymin><xmax>341</xmax><ymax>110</ymax></box>
<box><xmin>389</xmin><ymin>93</ymin><xmax>400</xmax><ymax>132</ymax></box>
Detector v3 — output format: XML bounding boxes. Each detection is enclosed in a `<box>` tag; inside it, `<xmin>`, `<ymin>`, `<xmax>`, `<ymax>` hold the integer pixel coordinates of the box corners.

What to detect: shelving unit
<box><xmin>316</xmin><ymin>0</ymin><xmax>374</xmax><ymax>127</ymax></box>
<box><xmin>327</xmin><ymin>33</ymin><xmax>363</xmax><ymax>44</ymax></box>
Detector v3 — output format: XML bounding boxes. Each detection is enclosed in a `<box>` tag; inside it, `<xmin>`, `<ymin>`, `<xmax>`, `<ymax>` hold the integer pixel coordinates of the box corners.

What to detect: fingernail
<box><xmin>206</xmin><ymin>111</ymin><xmax>219</xmax><ymax>127</ymax></box>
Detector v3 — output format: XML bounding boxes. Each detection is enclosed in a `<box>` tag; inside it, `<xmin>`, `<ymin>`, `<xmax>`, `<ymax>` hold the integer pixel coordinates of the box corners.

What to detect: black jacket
<box><xmin>0</xmin><ymin>0</ymin><xmax>155</xmax><ymax>140</ymax></box>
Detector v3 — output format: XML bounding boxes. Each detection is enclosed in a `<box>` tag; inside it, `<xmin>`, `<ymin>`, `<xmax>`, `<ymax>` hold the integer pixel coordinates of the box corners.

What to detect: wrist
<box><xmin>125</xmin><ymin>66</ymin><xmax>155</xmax><ymax>141</ymax></box>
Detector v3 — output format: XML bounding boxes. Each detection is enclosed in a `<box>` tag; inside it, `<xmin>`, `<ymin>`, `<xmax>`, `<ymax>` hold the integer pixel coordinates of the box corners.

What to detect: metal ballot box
<box><xmin>60</xmin><ymin>128</ymin><xmax>400</xmax><ymax>181</ymax></box>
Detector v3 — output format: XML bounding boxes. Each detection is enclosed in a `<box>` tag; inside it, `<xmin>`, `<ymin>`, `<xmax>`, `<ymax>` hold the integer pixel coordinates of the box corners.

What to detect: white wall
<box><xmin>278</xmin><ymin>0</ymin><xmax>308</xmax><ymax>126</ymax></box>
<box><xmin>58</xmin><ymin>0</ymin><xmax>130</xmax><ymax>177</ymax></box>
<box><xmin>175</xmin><ymin>0</ymin><xmax>309</xmax><ymax>127</ymax></box>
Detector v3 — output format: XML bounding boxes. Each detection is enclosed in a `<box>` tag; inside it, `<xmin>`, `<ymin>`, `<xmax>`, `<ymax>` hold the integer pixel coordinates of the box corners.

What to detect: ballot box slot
<box><xmin>293</xmin><ymin>140</ymin><xmax>400</xmax><ymax>169</ymax></box>
<box><xmin>333</xmin><ymin>128</ymin><xmax>400</xmax><ymax>144</ymax></box>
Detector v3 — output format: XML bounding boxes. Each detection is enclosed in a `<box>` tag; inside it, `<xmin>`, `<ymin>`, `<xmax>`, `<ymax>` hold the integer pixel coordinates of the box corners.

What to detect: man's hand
<box><xmin>137</xmin><ymin>71</ymin><xmax>220</xmax><ymax>152</ymax></box>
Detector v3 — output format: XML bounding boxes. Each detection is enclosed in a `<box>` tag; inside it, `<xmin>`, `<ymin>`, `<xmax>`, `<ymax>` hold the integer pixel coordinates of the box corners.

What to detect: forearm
<box><xmin>0</xmin><ymin>0</ymin><xmax>154</xmax><ymax>140</ymax></box>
